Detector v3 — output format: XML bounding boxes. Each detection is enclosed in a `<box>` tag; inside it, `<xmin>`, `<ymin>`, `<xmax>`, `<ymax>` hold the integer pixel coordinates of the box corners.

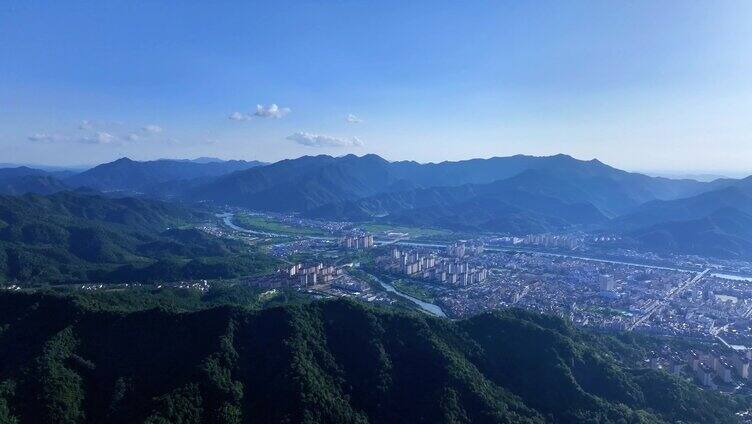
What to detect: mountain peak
<box><xmin>192</xmin><ymin>157</ymin><xmax>225</xmax><ymax>164</ymax></box>
<box><xmin>353</xmin><ymin>153</ymin><xmax>388</xmax><ymax>163</ymax></box>
<box><xmin>551</xmin><ymin>153</ymin><xmax>575</xmax><ymax>159</ymax></box>
<box><xmin>112</xmin><ymin>157</ymin><xmax>135</xmax><ymax>164</ymax></box>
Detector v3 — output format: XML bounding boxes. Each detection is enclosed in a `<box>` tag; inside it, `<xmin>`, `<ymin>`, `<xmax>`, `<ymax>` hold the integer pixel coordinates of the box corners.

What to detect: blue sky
<box><xmin>1</xmin><ymin>1</ymin><xmax>751</xmax><ymax>173</ymax></box>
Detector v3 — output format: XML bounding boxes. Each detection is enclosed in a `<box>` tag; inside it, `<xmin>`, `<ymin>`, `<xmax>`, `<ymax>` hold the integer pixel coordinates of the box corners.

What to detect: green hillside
<box><xmin>0</xmin><ymin>292</ymin><xmax>744</xmax><ymax>423</ymax></box>
<box><xmin>0</xmin><ymin>192</ymin><xmax>275</xmax><ymax>283</ymax></box>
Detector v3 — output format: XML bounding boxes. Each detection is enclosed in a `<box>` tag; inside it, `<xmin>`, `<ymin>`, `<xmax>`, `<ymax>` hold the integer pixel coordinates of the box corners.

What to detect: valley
<box><xmin>3</xmin><ymin>154</ymin><xmax>752</xmax><ymax>420</ymax></box>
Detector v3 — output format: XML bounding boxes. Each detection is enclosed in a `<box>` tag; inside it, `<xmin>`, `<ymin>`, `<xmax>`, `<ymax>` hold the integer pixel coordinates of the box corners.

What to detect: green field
<box><xmin>391</xmin><ymin>278</ymin><xmax>440</xmax><ymax>303</ymax></box>
<box><xmin>233</xmin><ymin>214</ymin><xmax>329</xmax><ymax>236</ymax></box>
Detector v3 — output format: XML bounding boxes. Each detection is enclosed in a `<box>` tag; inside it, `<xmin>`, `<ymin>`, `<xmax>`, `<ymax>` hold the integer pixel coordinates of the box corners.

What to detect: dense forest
<box><xmin>0</xmin><ymin>290</ymin><xmax>746</xmax><ymax>423</ymax></box>
<box><xmin>0</xmin><ymin>192</ymin><xmax>276</xmax><ymax>283</ymax></box>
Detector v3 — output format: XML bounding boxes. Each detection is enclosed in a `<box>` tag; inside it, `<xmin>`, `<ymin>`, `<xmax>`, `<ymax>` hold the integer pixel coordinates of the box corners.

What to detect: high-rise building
<box><xmin>341</xmin><ymin>233</ymin><xmax>374</xmax><ymax>249</ymax></box>
<box><xmin>599</xmin><ymin>275</ymin><xmax>616</xmax><ymax>291</ymax></box>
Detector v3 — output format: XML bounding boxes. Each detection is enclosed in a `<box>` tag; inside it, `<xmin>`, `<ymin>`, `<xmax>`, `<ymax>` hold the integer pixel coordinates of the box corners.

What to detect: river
<box><xmin>372</xmin><ymin>275</ymin><xmax>446</xmax><ymax>317</ymax></box>
<box><xmin>218</xmin><ymin>212</ymin><xmax>447</xmax><ymax>316</ymax></box>
<box><xmin>217</xmin><ymin>212</ymin><xmax>289</xmax><ymax>237</ymax></box>
<box><xmin>217</xmin><ymin>212</ymin><xmax>337</xmax><ymax>240</ymax></box>
<box><xmin>218</xmin><ymin>212</ymin><xmax>752</xmax><ymax>284</ymax></box>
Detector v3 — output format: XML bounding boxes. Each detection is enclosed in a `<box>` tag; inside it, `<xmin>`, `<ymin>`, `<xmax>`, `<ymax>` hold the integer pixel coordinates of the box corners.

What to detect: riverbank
<box><xmin>367</xmin><ymin>273</ymin><xmax>446</xmax><ymax>317</ymax></box>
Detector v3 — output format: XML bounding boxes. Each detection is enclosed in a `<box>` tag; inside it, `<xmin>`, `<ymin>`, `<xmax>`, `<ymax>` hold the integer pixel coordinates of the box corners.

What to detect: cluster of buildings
<box><xmin>687</xmin><ymin>349</ymin><xmax>750</xmax><ymax>387</ymax></box>
<box><xmin>269</xmin><ymin>239</ymin><xmax>335</xmax><ymax>257</ymax></box>
<box><xmin>249</xmin><ymin>262</ymin><xmax>344</xmax><ymax>289</ymax></box>
<box><xmin>280</xmin><ymin>262</ymin><xmax>342</xmax><ymax>286</ymax></box>
<box><xmin>520</xmin><ymin>233</ymin><xmax>582</xmax><ymax>249</ymax></box>
<box><xmin>340</xmin><ymin>233</ymin><xmax>374</xmax><ymax>249</ymax></box>
<box><xmin>648</xmin><ymin>346</ymin><xmax>752</xmax><ymax>390</ymax></box>
<box><xmin>489</xmin><ymin>234</ymin><xmax>582</xmax><ymax>250</ymax></box>
<box><xmin>426</xmin><ymin>250</ymin><xmax>752</xmax><ymax>353</ymax></box>
<box><xmin>380</xmin><ymin>247</ymin><xmax>488</xmax><ymax>286</ymax></box>
<box><xmin>446</xmin><ymin>241</ymin><xmax>484</xmax><ymax>258</ymax></box>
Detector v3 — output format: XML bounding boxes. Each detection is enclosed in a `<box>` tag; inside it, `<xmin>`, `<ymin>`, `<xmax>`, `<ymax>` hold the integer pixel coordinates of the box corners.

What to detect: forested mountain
<box><xmin>0</xmin><ymin>293</ymin><xmax>744</xmax><ymax>424</ymax></box>
<box><xmin>4</xmin><ymin>154</ymin><xmax>726</xmax><ymax>228</ymax></box>
<box><xmin>630</xmin><ymin>207</ymin><xmax>752</xmax><ymax>258</ymax></box>
<box><xmin>387</xmin><ymin>154</ymin><xmax>709</xmax><ymax>207</ymax></box>
<box><xmin>702</xmin><ymin>175</ymin><xmax>752</xmax><ymax>193</ymax></box>
<box><xmin>0</xmin><ymin>192</ymin><xmax>274</xmax><ymax>283</ymax></box>
<box><xmin>0</xmin><ymin>158</ymin><xmax>266</xmax><ymax>198</ymax></box>
<box><xmin>189</xmin><ymin>153</ymin><xmax>711</xmax><ymax>215</ymax></box>
<box><xmin>189</xmin><ymin>154</ymin><xmax>405</xmax><ymax>211</ymax></box>
<box><xmin>612</xmin><ymin>186</ymin><xmax>752</xmax><ymax>258</ymax></box>
<box><xmin>613</xmin><ymin>187</ymin><xmax>752</xmax><ymax>231</ymax></box>
<box><xmin>310</xmin><ymin>170</ymin><xmax>609</xmax><ymax>232</ymax></box>
<box><xmin>0</xmin><ymin>167</ymin><xmax>49</xmax><ymax>179</ymax></box>
<box><xmin>0</xmin><ymin>164</ymin><xmax>83</xmax><ymax>178</ymax></box>
<box><xmin>0</xmin><ymin>167</ymin><xmax>70</xmax><ymax>195</ymax></box>
<box><xmin>184</xmin><ymin>153</ymin><xmax>752</xmax><ymax>257</ymax></box>
<box><xmin>4</xmin><ymin>154</ymin><xmax>751</xmax><ymax>258</ymax></box>
<box><xmin>65</xmin><ymin>157</ymin><xmax>265</xmax><ymax>194</ymax></box>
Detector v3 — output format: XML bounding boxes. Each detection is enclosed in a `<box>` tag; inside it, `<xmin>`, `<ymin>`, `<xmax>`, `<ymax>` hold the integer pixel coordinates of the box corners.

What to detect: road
<box><xmin>627</xmin><ymin>268</ymin><xmax>710</xmax><ymax>331</ymax></box>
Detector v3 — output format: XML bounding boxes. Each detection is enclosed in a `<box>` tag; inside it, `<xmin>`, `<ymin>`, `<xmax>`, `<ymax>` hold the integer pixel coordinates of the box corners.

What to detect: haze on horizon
<box><xmin>1</xmin><ymin>1</ymin><xmax>751</xmax><ymax>175</ymax></box>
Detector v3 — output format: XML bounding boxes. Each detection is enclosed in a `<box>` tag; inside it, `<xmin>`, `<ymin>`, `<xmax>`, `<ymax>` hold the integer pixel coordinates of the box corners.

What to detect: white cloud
<box><xmin>346</xmin><ymin>114</ymin><xmax>363</xmax><ymax>123</ymax></box>
<box><xmin>30</xmin><ymin>131</ymin><xmax>116</xmax><ymax>145</ymax></box>
<box><xmin>142</xmin><ymin>124</ymin><xmax>163</xmax><ymax>134</ymax></box>
<box><xmin>287</xmin><ymin>132</ymin><xmax>364</xmax><ymax>148</ymax></box>
<box><xmin>30</xmin><ymin>121</ymin><xmax>168</xmax><ymax>146</ymax></box>
<box><xmin>28</xmin><ymin>133</ymin><xmax>65</xmax><ymax>143</ymax></box>
<box><xmin>228</xmin><ymin>111</ymin><xmax>249</xmax><ymax>121</ymax></box>
<box><xmin>254</xmin><ymin>104</ymin><xmax>290</xmax><ymax>118</ymax></box>
<box><xmin>80</xmin><ymin>132</ymin><xmax>116</xmax><ymax>145</ymax></box>
<box><xmin>229</xmin><ymin>104</ymin><xmax>291</xmax><ymax>121</ymax></box>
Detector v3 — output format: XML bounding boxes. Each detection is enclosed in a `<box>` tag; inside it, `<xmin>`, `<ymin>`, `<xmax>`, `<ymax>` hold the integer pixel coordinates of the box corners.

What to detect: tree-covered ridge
<box><xmin>0</xmin><ymin>292</ymin><xmax>745</xmax><ymax>423</ymax></box>
<box><xmin>0</xmin><ymin>192</ymin><xmax>276</xmax><ymax>283</ymax></box>
<box><xmin>64</xmin><ymin>157</ymin><xmax>266</xmax><ymax>194</ymax></box>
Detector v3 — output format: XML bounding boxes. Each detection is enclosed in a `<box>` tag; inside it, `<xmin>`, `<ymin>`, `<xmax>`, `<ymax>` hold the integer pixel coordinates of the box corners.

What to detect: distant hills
<box><xmin>189</xmin><ymin>154</ymin><xmax>408</xmax><ymax>211</ymax></box>
<box><xmin>611</xmin><ymin>184</ymin><xmax>752</xmax><ymax>257</ymax></box>
<box><xmin>0</xmin><ymin>167</ymin><xmax>70</xmax><ymax>195</ymax></box>
<box><xmin>612</xmin><ymin>186</ymin><xmax>752</xmax><ymax>231</ymax></box>
<box><xmin>307</xmin><ymin>170</ymin><xmax>610</xmax><ymax>233</ymax></box>
<box><xmin>188</xmin><ymin>153</ymin><xmax>709</xmax><ymax>215</ymax></box>
<box><xmin>2</xmin><ymin>153</ymin><xmax>751</xmax><ymax>258</ymax></box>
<box><xmin>0</xmin><ymin>191</ymin><xmax>275</xmax><ymax>283</ymax></box>
<box><xmin>0</xmin><ymin>157</ymin><xmax>265</xmax><ymax>197</ymax></box>
<box><xmin>0</xmin><ymin>293</ymin><xmax>744</xmax><ymax>423</ymax></box>
<box><xmin>630</xmin><ymin>207</ymin><xmax>752</xmax><ymax>258</ymax></box>
<box><xmin>65</xmin><ymin>157</ymin><xmax>265</xmax><ymax>195</ymax></box>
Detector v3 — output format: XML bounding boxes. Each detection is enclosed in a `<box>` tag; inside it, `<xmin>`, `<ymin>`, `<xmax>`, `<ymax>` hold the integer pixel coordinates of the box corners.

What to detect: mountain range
<box><xmin>0</xmin><ymin>167</ymin><xmax>72</xmax><ymax>195</ymax></box>
<box><xmin>64</xmin><ymin>157</ymin><xmax>266</xmax><ymax>195</ymax></box>
<box><xmin>0</xmin><ymin>158</ymin><xmax>266</xmax><ymax>197</ymax></box>
<box><xmin>0</xmin><ymin>191</ymin><xmax>275</xmax><ymax>283</ymax></box>
<box><xmin>0</xmin><ymin>293</ymin><xmax>744</xmax><ymax>423</ymax></box>
<box><xmin>184</xmin><ymin>153</ymin><xmax>752</xmax><ymax>257</ymax></box>
<box><xmin>2</xmin><ymin>154</ymin><xmax>751</xmax><ymax>258</ymax></box>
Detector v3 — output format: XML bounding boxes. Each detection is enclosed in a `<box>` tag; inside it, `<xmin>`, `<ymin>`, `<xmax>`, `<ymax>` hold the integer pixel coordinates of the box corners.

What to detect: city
<box><xmin>3</xmin><ymin>2</ymin><xmax>752</xmax><ymax>421</ymax></box>
<box><xmin>210</xmin><ymin>208</ymin><xmax>752</xmax><ymax>394</ymax></box>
